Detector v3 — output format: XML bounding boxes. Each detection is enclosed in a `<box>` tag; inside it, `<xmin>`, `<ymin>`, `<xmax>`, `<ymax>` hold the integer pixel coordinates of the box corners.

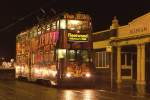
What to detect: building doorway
<box><xmin>121</xmin><ymin>45</ymin><xmax>137</xmax><ymax>80</ymax></box>
<box><xmin>146</xmin><ymin>43</ymin><xmax>150</xmax><ymax>84</ymax></box>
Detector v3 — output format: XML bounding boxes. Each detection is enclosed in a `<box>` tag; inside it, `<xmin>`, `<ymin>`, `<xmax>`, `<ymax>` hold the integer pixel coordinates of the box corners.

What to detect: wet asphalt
<box><xmin>0</xmin><ymin>80</ymin><xmax>150</xmax><ymax>100</ymax></box>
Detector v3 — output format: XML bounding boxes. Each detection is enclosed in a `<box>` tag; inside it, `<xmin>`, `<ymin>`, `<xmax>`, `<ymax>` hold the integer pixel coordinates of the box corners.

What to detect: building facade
<box><xmin>93</xmin><ymin>12</ymin><xmax>150</xmax><ymax>85</ymax></box>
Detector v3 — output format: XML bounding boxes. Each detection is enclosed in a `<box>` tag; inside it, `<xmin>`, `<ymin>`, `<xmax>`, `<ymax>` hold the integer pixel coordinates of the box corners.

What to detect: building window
<box><xmin>95</xmin><ymin>51</ymin><xmax>110</xmax><ymax>68</ymax></box>
<box><xmin>121</xmin><ymin>52</ymin><xmax>133</xmax><ymax>66</ymax></box>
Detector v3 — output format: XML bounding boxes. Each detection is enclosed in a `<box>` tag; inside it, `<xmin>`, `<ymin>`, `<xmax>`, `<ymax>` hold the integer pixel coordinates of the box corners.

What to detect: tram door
<box><xmin>121</xmin><ymin>52</ymin><xmax>136</xmax><ymax>80</ymax></box>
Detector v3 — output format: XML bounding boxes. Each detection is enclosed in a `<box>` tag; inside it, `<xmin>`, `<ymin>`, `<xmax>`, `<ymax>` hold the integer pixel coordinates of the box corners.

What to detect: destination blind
<box><xmin>67</xmin><ymin>33</ymin><xmax>88</xmax><ymax>42</ymax></box>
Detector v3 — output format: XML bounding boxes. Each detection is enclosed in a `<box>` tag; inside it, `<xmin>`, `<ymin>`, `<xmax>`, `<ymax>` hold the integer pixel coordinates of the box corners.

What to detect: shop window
<box><xmin>95</xmin><ymin>51</ymin><xmax>110</xmax><ymax>68</ymax></box>
<box><xmin>95</xmin><ymin>53</ymin><xmax>98</xmax><ymax>67</ymax></box>
<box><xmin>121</xmin><ymin>52</ymin><xmax>132</xmax><ymax>66</ymax></box>
<box><xmin>121</xmin><ymin>53</ymin><xmax>125</xmax><ymax>65</ymax></box>
<box><xmin>127</xmin><ymin>53</ymin><xmax>131</xmax><ymax>65</ymax></box>
<box><xmin>99</xmin><ymin>52</ymin><xmax>102</xmax><ymax>67</ymax></box>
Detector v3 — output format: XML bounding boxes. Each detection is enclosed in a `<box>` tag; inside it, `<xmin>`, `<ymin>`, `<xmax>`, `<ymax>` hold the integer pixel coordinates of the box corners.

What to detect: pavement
<box><xmin>94</xmin><ymin>81</ymin><xmax>150</xmax><ymax>98</ymax></box>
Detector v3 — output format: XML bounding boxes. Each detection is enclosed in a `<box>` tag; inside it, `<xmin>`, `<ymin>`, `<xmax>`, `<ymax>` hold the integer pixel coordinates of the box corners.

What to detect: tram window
<box><xmin>60</xmin><ymin>19</ymin><xmax>66</xmax><ymax>29</ymax></box>
<box><xmin>57</xmin><ymin>20</ymin><xmax>60</xmax><ymax>29</ymax></box>
<box><xmin>46</xmin><ymin>24</ymin><xmax>51</xmax><ymax>31</ymax></box>
<box><xmin>80</xmin><ymin>50</ymin><xmax>89</xmax><ymax>62</ymax></box>
<box><xmin>57</xmin><ymin>49</ymin><xmax>66</xmax><ymax>59</ymax></box>
<box><xmin>67</xmin><ymin>50</ymin><xmax>76</xmax><ymax>61</ymax></box>
<box><xmin>41</xmin><ymin>25</ymin><xmax>46</xmax><ymax>33</ymax></box>
<box><xmin>38</xmin><ymin>28</ymin><xmax>42</xmax><ymax>35</ymax></box>
<box><xmin>68</xmin><ymin>20</ymin><xmax>80</xmax><ymax>30</ymax></box>
<box><xmin>81</xmin><ymin>21</ymin><xmax>89</xmax><ymax>30</ymax></box>
<box><xmin>50</xmin><ymin>50</ymin><xmax>54</xmax><ymax>63</ymax></box>
<box><xmin>51</xmin><ymin>21</ymin><xmax>57</xmax><ymax>30</ymax></box>
<box><xmin>29</xmin><ymin>32</ymin><xmax>32</xmax><ymax>38</ymax></box>
<box><xmin>33</xmin><ymin>29</ymin><xmax>37</xmax><ymax>37</ymax></box>
<box><xmin>76</xmin><ymin>50</ymin><xmax>89</xmax><ymax>63</ymax></box>
<box><xmin>32</xmin><ymin>53</ymin><xmax>35</xmax><ymax>64</ymax></box>
<box><xmin>67</xmin><ymin>20</ymin><xmax>89</xmax><ymax>30</ymax></box>
<box><xmin>67</xmin><ymin>50</ymin><xmax>89</xmax><ymax>62</ymax></box>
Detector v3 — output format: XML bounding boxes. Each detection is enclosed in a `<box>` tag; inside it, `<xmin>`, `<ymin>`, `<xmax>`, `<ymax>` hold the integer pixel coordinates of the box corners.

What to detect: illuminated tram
<box><xmin>16</xmin><ymin>12</ymin><xmax>93</xmax><ymax>86</ymax></box>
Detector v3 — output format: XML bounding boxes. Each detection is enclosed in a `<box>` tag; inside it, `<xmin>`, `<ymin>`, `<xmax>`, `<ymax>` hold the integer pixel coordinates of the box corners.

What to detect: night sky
<box><xmin>0</xmin><ymin>0</ymin><xmax>150</xmax><ymax>59</ymax></box>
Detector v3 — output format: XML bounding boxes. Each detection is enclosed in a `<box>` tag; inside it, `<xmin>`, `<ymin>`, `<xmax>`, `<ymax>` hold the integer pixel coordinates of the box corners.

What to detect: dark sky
<box><xmin>0</xmin><ymin>0</ymin><xmax>150</xmax><ymax>59</ymax></box>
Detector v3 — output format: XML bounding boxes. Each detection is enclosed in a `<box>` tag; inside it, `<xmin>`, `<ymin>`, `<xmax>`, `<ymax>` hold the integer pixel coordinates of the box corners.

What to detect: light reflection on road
<box><xmin>82</xmin><ymin>90</ymin><xmax>95</xmax><ymax>100</ymax></box>
<box><xmin>62</xmin><ymin>89</ymin><xmax>96</xmax><ymax>100</ymax></box>
<box><xmin>63</xmin><ymin>90</ymin><xmax>75</xmax><ymax>100</ymax></box>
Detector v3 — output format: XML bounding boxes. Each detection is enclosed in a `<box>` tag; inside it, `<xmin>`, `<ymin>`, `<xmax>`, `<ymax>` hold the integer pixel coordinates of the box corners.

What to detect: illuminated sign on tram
<box><xmin>68</xmin><ymin>33</ymin><xmax>88</xmax><ymax>42</ymax></box>
<box><xmin>64</xmin><ymin>13</ymin><xmax>90</xmax><ymax>20</ymax></box>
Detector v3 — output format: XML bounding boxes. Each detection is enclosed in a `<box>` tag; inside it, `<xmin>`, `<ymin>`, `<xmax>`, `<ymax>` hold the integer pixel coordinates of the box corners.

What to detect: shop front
<box><xmin>93</xmin><ymin>12</ymin><xmax>150</xmax><ymax>85</ymax></box>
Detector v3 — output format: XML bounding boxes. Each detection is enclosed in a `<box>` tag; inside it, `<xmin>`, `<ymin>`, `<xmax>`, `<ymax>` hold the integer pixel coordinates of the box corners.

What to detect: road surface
<box><xmin>0</xmin><ymin>80</ymin><xmax>150</xmax><ymax>100</ymax></box>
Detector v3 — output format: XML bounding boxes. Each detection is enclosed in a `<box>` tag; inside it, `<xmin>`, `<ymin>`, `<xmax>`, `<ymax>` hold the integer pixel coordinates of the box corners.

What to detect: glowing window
<box><xmin>60</xmin><ymin>19</ymin><xmax>66</xmax><ymax>29</ymax></box>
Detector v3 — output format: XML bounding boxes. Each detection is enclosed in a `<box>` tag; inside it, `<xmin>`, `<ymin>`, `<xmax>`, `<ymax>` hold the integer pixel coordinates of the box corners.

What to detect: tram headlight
<box><xmin>66</xmin><ymin>73</ymin><xmax>71</xmax><ymax>78</ymax></box>
<box><xmin>85</xmin><ymin>73</ymin><xmax>91</xmax><ymax>78</ymax></box>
